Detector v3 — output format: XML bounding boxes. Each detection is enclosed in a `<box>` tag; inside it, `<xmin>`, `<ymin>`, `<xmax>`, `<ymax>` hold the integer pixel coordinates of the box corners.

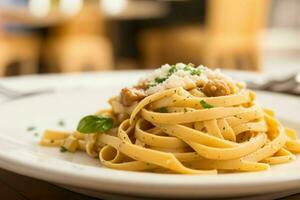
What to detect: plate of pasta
<box><xmin>0</xmin><ymin>63</ymin><xmax>300</xmax><ymax>199</ymax></box>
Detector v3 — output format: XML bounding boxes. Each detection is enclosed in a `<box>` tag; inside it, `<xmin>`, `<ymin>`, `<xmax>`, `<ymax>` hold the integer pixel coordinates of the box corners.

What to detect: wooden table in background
<box><xmin>0</xmin><ymin>168</ymin><xmax>99</xmax><ymax>200</ymax></box>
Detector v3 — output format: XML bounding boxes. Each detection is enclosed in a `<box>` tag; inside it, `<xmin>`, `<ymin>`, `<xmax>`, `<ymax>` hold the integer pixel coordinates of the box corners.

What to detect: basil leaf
<box><xmin>76</xmin><ymin>115</ymin><xmax>113</xmax><ymax>134</ymax></box>
<box><xmin>200</xmin><ymin>100</ymin><xmax>214</xmax><ymax>109</ymax></box>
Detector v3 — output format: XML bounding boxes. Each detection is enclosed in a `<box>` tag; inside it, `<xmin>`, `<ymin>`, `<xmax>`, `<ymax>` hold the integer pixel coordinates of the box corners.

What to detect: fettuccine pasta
<box><xmin>40</xmin><ymin>63</ymin><xmax>300</xmax><ymax>174</ymax></box>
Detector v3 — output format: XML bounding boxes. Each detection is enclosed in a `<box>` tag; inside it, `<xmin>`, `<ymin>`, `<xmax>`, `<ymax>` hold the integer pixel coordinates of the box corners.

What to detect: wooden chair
<box><xmin>44</xmin><ymin>3</ymin><xmax>113</xmax><ymax>72</ymax></box>
<box><xmin>0</xmin><ymin>33</ymin><xmax>40</xmax><ymax>76</ymax></box>
<box><xmin>139</xmin><ymin>0</ymin><xmax>270</xmax><ymax>71</ymax></box>
<box><xmin>139</xmin><ymin>25</ymin><xmax>206</xmax><ymax>68</ymax></box>
<box><xmin>203</xmin><ymin>0</ymin><xmax>270</xmax><ymax>70</ymax></box>
<box><xmin>45</xmin><ymin>35</ymin><xmax>113</xmax><ymax>73</ymax></box>
<box><xmin>138</xmin><ymin>28</ymin><xmax>166</xmax><ymax>68</ymax></box>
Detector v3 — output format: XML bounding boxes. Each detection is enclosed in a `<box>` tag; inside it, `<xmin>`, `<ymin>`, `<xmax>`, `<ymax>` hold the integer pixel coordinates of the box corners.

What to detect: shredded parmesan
<box><xmin>139</xmin><ymin>63</ymin><xmax>243</xmax><ymax>95</ymax></box>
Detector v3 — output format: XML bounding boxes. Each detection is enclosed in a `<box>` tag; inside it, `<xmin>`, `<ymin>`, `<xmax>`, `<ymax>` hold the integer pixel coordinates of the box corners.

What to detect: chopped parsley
<box><xmin>26</xmin><ymin>126</ymin><xmax>36</xmax><ymax>132</ymax></box>
<box><xmin>147</xmin><ymin>83</ymin><xmax>157</xmax><ymax>88</ymax></box>
<box><xmin>58</xmin><ymin>120</ymin><xmax>65</xmax><ymax>127</ymax></box>
<box><xmin>155</xmin><ymin>107</ymin><xmax>168</xmax><ymax>113</ymax></box>
<box><xmin>191</xmin><ymin>69</ymin><xmax>202</xmax><ymax>76</ymax></box>
<box><xmin>77</xmin><ymin>115</ymin><xmax>113</xmax><ymax>134</ymax></box>
<box><xmin>27</xmin><ymin>126</ymin><xmax>39</xmax><ymax>137</ymax></box>
<box><xmin>200</xmin><ymin>100</ymin><xmax>214</xmax><ymax>109</ymax></box>
<box><xmin>183</xmin><ymin>64</ymin><xmax>202</xmax><ymax>76</ymax></box>
<box><xmin>148</xmin><ymin>75</ymin><xmax>169</xmax><ymax>89</ymax></box>
<box><xmin>147</xmin><ymin>63</ymin><xmax>202</xmax><ymax>89</ymax></box>
<box><xmin>154</xmin><ymin>77</ymin><xmax>167</xmax><ymax>84</ymax></box>
<box><xmin>60</xmin><ymin>146</ymin><xmax>68</xmax><ymax>153</ymax></box>
<box><xmin>167</xmin><ymin>65</ymin><xmax>178</xmax><ymax>76</ymax></box>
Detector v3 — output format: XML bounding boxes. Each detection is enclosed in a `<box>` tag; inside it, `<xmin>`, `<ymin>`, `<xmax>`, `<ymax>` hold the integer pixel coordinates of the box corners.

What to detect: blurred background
<box><xmin>0</xmin><ymin>0</ymin><xmax>300</xmax><ymax>76</ymax></box>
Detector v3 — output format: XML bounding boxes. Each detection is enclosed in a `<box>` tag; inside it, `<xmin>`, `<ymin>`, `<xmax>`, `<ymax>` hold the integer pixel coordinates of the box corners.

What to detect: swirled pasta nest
<box><xmin>40</xmin><ymin>87</ymin><xmax>300</xmax><ymax>174</ymax></box>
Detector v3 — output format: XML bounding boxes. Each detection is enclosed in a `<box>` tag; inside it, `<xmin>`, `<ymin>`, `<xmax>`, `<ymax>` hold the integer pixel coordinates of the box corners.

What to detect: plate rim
<box><xmin>0</xmin><ymin>71</ymin><xmax>300</xmax><ymax>198</ymax></box>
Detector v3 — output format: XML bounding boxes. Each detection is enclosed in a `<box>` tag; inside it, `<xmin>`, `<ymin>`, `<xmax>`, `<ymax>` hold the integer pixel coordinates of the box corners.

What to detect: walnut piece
<box><xmin>202</xmin><ymin>80</ymin><xmax>232</xmax><ymax>97</ymax></box>
<box><xmin>120</xmin><ymin>87</ymin><xmax>146</xmax><ymax>106</ymax></box>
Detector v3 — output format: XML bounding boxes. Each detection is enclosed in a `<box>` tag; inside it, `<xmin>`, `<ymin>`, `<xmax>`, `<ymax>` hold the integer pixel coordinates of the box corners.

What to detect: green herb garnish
<box><xmin>148</xmin><ymin>77</ymin><xmax>167</xmax><ymax>88</ymax></box>
<box><xmin>27</xmin><ymin>126</ymin><xmax>36</xmax><ymax>132</ymax></box>
<box><xmin>147</xmin><ymin>83</ymin><xmax>157</xmax><ymax>89</ymax></box>
<box><xmin>147</xmin><ymin>63</ymin><xmax>202</xmax><ymax>89</ymax></box>
<box><xmin>34</xmin><ymin>133</ymin><xmax>39</xmax><ymax>137</ymax></box>
<box><xmin>168</xmin><ymin>65</ymin><xmax>178</xmax><ymax>76</ymax></box>
<box><xmin>60</xmin><ymin>146</ymin><xmax>68</xmax><ymax>153</ymax></box>
<box><xmin>154</xmin><ymin>77</ymin><xmax>167</xmax><ymax>84</ymax></box>
<box><xmin>200</xmin><ymin>100</ymin><xmax>214</xmax><ymax>109</ymax></box>
<box><xmin>190</xmin><ymin>69</ymin><xmax>202</xmax><ymax>75</ymax></box>
<box><xmin>183</xmin><ymin>64</ymin><xmax>202</xmax><ymax>76</ymax></box>
<box><xmin>58</xmin><ymin>120</ymin><xmax>65</xmax><ymax>127</ymax></box>
<box><xmin>76</xmin><ymin>115</ymin><xmax>113</xmax><ymax>134</ymax></box>
<box><xmin>156</xmin><ymin>107</ymin><xmax>168</xmax><ymax>113</ymax></box>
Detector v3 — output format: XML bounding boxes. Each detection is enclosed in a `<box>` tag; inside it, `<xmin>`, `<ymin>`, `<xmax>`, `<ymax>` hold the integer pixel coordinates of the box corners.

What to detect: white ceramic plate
<box><xmin>0</xmin><ymin>71</ymin><xmax>300</xmax><ymax>199</ymax></box>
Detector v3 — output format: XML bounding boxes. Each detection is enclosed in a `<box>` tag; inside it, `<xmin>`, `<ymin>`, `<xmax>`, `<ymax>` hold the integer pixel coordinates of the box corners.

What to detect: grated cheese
<box><xmin>139</xmin><ymin>63</ymin><xmax>241</xmax><ymax>95</ymax></box>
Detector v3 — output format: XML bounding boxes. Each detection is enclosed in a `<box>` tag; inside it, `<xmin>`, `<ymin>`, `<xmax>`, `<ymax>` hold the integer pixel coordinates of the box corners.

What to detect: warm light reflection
<box><xmin>100</xmin><ymin>0</ymin><xmax>128</xmax><ymax>16</ymax></box>
<box><xmin>29</xmin><ymin>0</ymin><xmax>51</xmax><ymax>17</ymax></box>
<box><xmin>60</xmin><ymin>0</ymin><xmax>83</xmax><ymax>16</ymax></box>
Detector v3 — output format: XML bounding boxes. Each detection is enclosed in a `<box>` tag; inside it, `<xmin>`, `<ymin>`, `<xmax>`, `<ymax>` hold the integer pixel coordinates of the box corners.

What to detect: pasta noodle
<box><xmin>40</xmin><ymin>63</ymin><xmax>300</xmax><ymax>174</ymax></box>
